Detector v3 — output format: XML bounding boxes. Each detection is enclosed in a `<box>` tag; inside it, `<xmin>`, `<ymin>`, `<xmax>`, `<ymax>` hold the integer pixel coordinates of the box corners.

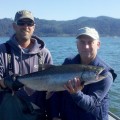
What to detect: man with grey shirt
<box><xmin>0</xmin><ymin>10</ymin><xmax>53</xmax><ymax>120</ymax></box>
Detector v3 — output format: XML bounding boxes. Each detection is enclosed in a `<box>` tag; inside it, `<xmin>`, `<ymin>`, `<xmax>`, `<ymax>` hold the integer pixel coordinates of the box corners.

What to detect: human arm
<box><xmin>65</xmin><ymin>72</ymin><xmax>113</xmax><ymax>114</ymax></box>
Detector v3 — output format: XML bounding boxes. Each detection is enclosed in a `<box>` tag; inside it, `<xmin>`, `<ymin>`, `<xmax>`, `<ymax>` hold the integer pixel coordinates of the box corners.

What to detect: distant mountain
<box><xmin>0</xmin><ymin>16</ymin><xmax>120</xmax><ymax>37</ymax></box>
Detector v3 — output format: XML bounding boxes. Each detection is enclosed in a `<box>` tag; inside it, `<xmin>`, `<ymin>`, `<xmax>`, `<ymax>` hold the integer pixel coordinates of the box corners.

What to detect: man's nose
<box><xmin>85</xmin><ymin>44</ymin><xmax>89</xmax><ymax>49</ymax></box>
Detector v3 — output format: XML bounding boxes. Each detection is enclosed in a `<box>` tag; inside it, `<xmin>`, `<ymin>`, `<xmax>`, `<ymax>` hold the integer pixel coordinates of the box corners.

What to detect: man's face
<box><xmin>76</xmin><ymin>35</ymin><xmax>100</xmax><ymax>60</ymax></box>
<box><xmin>13</xmin><ymin>18</ymin><xmax>35</xmax><ymax>41</ymax></box>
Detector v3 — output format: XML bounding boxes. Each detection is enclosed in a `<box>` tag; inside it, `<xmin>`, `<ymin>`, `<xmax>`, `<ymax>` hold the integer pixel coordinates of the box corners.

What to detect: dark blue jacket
<box><xmin>47</xmin><ymin>54</ymin><xmax>117</xmax><ymax>120</ymax></box>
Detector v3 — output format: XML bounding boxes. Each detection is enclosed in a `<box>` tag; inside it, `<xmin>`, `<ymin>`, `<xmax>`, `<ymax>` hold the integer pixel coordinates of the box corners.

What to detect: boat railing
<box><xmin>109</xmin><ymin>111</ymin><xmax>120</xmax><ymax>120</ymax></box>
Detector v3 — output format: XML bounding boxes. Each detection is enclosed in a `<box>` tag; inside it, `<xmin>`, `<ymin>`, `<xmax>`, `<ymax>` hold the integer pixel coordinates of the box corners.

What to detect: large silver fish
<box><xmin>17</xmin><ymin>64</ymin><xmax>106</xmax><ymax>91</ymax></box>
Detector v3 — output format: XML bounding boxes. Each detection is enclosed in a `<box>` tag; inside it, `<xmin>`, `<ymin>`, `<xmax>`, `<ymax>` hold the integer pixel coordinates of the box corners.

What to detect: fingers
<box><xmin>64</xmin><ymin>77</ymin><xmax>84</xmax><ymax>94</ymax></box>
<box><xmin>64</xmin><ymin>80</ymin><xmax>75</xmax><ymax>94</ymax></box>
<box><xmin>74</xmin><ymin>77</ymin><xmax>80</xmax><ymax>91</ymax></box>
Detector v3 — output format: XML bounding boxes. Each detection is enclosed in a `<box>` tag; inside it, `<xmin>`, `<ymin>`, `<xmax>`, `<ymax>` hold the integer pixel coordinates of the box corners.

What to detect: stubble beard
<box><xmin>18</xmin><ymin>31</ymin><xmax>32</xmax><ymax>42</ymax></box>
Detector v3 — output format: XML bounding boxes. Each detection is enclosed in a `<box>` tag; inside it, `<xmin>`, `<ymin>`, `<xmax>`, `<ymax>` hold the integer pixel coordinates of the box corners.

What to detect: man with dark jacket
<box><xmin>48</xmin><ymin>27</ymin><xmax>117</xmax><ymax>120</ymax></box>
<box><xmin>0</xmin><ymin>10</ymin><xmax>53</xmax><ymax>120</ymax></box>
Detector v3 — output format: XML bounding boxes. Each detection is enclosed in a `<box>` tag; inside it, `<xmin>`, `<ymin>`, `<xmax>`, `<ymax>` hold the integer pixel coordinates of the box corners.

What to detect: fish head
<box><xmin>80</xmin><ymin>66</ymin><xmax>106</xmax><ymax>85</ymax></box>
<box><xmin>83</xmin><ymin>74</ymin><xmax>107</xmax><ymax>85</ymax></box>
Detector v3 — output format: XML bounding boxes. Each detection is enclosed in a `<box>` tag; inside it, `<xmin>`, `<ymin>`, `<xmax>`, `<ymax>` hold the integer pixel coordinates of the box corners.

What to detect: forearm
<box><xmin>71</xmin><ymin>74</ymin><xmax>113</xmax><ymax>113</ymax></box>
<box><xmin>71</xmin><ymin>90</ymin><xmax>96</xmax><ymax>112</ymax></box>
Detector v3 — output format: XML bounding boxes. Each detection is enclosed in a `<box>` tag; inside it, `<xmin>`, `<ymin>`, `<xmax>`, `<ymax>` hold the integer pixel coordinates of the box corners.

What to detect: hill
<box><xmin>0</xmin><ymin>16</ymin><xmax>120</xmax><ymax>37</ymax></box>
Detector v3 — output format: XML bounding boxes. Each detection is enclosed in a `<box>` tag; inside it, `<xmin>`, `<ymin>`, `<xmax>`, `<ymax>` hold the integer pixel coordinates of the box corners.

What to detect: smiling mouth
<box><xmin>22</xmin><ymin>30</ymin><xmax>29</xmax><ymax>32</ymax></box>
<box><xmin>21</xmin><ymin>30</ymin><xmax>29</xmax><ymax>34</ymax></box>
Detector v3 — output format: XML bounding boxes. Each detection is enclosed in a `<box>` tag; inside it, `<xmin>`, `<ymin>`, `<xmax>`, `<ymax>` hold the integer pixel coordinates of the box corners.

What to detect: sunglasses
<box><xmin>17</xmin><ymin>21</ymin><xmax>34</xmax><ymax>26</ymax></box>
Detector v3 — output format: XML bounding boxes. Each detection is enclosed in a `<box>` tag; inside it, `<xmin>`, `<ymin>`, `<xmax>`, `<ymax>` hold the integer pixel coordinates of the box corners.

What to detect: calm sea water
<box><xmin>0</xmin><ymin>37</ymin><xmax>120</xmax><ymax>117</ymax></box>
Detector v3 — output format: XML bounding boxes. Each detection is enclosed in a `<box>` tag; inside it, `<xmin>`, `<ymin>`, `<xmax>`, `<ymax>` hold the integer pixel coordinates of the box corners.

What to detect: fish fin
<box><xmin>39</xmin><ymin>64</ymin><xmax>55</xmax><ymax>71</ymax></box>
<box><xmin>24</xmin><ymin>86</ymin><xmax>35</xmax><ymax>96</ymax></box>
<box><xmin>46</xmin><ymin>91</ymin><xmax>54</xmax><ymax>99</ymax></box>
<box><xmin>31</xmin><ymin>102</ymin><xmax>40</xmax><ymax>109</ymax></box>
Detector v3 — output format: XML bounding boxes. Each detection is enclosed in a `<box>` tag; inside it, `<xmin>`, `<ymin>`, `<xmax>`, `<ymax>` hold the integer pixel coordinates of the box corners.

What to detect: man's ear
<box><xmin>97</xmin><ymin>41</ymin><xmax>101</xmax><ymax>49</ymax></box>
<box><xmin>33</xmin><ymin>24</ymin><xmax>35</xmax><ymax>30</ymax></box>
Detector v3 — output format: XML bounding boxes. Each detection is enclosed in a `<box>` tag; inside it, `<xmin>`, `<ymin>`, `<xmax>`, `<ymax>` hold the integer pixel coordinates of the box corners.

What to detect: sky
<box><xmin>0</xmin><ymin>0</ymin><xmax>120</xmax><ymax>21</ymax></box>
